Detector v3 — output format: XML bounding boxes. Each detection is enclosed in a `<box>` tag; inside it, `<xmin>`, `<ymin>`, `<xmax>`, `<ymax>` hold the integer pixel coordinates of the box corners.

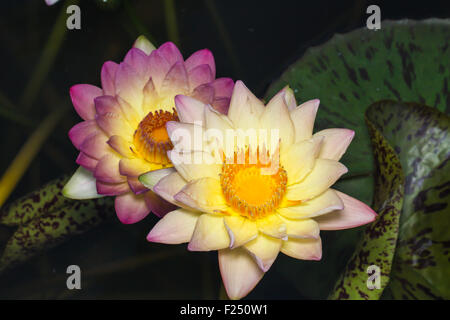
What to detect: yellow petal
<box><xmin>174</xmin><ymin>177</ymin><xmax>228</xmax><ymax>213</ymax></box>
<box><xmin>139</xmin><ymin>167</ymin><xmax>175</xmax><ymax>190</ymax></box>
<box><xmin>286</xmin><ymin>159</ymin><xmax>347</xmax><ymax>201</ymax></box>
<box><xmin>278</xmin><ymin>189</ymin><xmax>344</xmax><ymax>219</ymax></box>
<box><xmin>260</xmin><ymin>91</ymin><xmax>295</xmax><ymax>147</ymax></box>
<box><xmin>204</xmin><ymin>105</ymin><xmax>234</xmax><ymax>155</ymax></box>
<box><xmin>281</xmin><ymin>237</ymin><xmax>322</xmax><ymax>260</ymax></box>
<box><xmin>227</xmin><ymin>81</ymin><xmax>264</xmax><ymax>130</ymax></box>
<box><xmin>278</xmin><ymin>216</ymin><xmax>320</xmax><ymax>239</ymax></box>
<box><xmin>147</xmin><ymin>208</ymin><xmax>199</xmax><ymax>244</ymax></box>
<box><xmin>224</xmin><ymin>215</ymin><xmax>258</xmax><ymax>248</ymax></box>
<box><xmin>168</xmin><ymin>150</ymin><xmax>221</xmax><ymax>181</ymax></box>
<box><xmin>280</xmin><ymin>137</ymin><xmax>322</xmax><ymax>186</ymax></box>
<box><xmin>153</xmin><ymin>172</ymin><xmax>188</xmax><ymax>206</ymax></box>
<box><xmin>244</xmin><ymin>233</ymin><xmax>282</xmax><ymax>272</ymax></box>
<box><xmin>166</xmin><ymin>121</ymin><xmax>205</xmax><ymax>152</ymax></box>
<box><xmin>256</xmin><ymin>214</ymin><xmax>287</xmax><ymax>239</ymax></box>
<box><xmin>219</xmin><ymin>247</ymin><xmax>264</xmax><ymax>300</ymax></box>
<box><xmin>314</xmin><ymin>128</ymin><xmax>355</xmax><ymax>161</ymax></box>
<box><xmin>188</xmin><ymin>213</ymin><xmax>230</xmax><ymax>251</ymax></box>
<box><xmin>290</xmin><ymin>99</ymin><xmax>320</xmax><ymax>142</ymax></box>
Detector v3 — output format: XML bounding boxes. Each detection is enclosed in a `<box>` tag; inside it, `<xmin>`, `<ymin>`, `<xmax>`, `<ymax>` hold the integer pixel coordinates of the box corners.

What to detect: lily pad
<box><xmin>330</xmin><ymin>100</ymin><xmax>450</xmax><ymax>299</ymax></box>
<box><xmin>329</xmin><ymin>111</ymin><xmax>404</xmax><ymax>299</ymax></box>
<box><xmin>0</xmin><ymin>176</ymin><xmax>115</xmax><ymax>272</ymax></box>
<box><xmin>366</xmin><ymin>101</ymin><xmax>450</xmax><ymax>299</ymax></box>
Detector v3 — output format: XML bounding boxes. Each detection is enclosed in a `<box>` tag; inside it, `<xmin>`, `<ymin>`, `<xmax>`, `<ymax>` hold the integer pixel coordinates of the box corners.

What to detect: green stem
<box><xmin>20</xmin><ymin>0</ymin><xmax>79</xmax><ymax>110</ymax></box>
<box><xmin>164</xmin><ymin>0</ymin><xmax>180</xmax><ymax>46</ymax></box>
<box><xmin>123</xmin><ymin>0</ymin><xmax>158</xmax><ymax>46</ymax></box>
<box><xmin>0</xmin><ymin>92</ymin><xmax>33</xmax><ymax>127</ymax></box>
<box><xmin>0</xmin><ymin>107</ymin><xmax>66</xmax><ymax>207</ymax></box>
<box><xmin>204</xmin><ymin>0</ymin><xmax>242</xmax><ymax>78</ymax></box>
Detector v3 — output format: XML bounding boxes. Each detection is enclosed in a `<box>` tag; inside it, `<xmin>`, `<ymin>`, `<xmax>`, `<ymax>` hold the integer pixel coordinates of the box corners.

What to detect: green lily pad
<box><xmin>330</xmin><ymin>100</ymin><xmax>450</xmax><ymax>299</ymax></box>
<box><xmin>0</xmin><ymin>176</ymin><xmax>115</xmax><ymax>272</ymax></box>
<box><xmin>366</xmin><ymin>101</ymin><xmax>450</xmax><ymax>299</ymax></box>
<box><xmin>266</xmin><ymin>18</ymin><xmax>450</xmax><ymax>206</ymax></box>
<box><xmin>329</xmin><ymin>111</ymin><xmax>404</xmax><ymax>299</ymax></box>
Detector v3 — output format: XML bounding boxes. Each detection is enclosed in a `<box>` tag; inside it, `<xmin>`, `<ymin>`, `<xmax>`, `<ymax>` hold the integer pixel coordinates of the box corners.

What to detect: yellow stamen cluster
<box><xmin>133</xmin><ymin>109</ymin><xmax>178</xmax><ymax>165</ymax></box>
<box><xmin>220</xmin><ymin>148</ymin><xmax>287</xmax><ymax>219</ymax></box>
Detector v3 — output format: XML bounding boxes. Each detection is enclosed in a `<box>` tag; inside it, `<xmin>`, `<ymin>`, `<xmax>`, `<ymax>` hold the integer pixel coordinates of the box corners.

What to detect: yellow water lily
<box><xmin>139</xmin><ymin>80</ymin><xmax>377</xmax><ymax>299</ymax></box>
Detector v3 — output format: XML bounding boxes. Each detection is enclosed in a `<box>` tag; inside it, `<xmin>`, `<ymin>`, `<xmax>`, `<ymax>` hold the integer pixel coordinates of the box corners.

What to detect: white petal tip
<box><xmin>133</xmin><ymin>35</ymin><xmax>156</xmax><ymax>55</ymax></box>
<box><xmin>63</xmin><ymin>166</ymin><xmax>104</xmax><ymax>200</ymax></box>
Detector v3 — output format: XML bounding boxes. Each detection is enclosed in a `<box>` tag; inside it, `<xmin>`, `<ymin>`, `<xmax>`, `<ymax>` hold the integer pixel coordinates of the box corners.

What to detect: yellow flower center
<box><xmin>220</xmin><ymin>149</ymin><xmax>287</xmax><ymax>219</ymax></box>
<box><xmin>133</xmin><ymin>109</ymin><xmax>178</xmax><ymax>165</ymax></box>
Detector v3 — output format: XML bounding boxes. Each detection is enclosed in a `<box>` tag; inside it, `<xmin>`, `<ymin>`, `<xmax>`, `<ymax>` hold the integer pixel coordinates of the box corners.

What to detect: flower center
<box><xmin>220</xmin><ymin>149</ymin><xmax>287</xmax><ymax>219</ymax></box>
<box><xmin>132</xmin><ymin>109</ymin><xmax>178</xmax><ymax>165</ymax></box>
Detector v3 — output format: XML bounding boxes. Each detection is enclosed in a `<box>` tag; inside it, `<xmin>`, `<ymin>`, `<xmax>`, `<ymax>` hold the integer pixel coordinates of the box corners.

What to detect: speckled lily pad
<box><xmin>366</xmin><ymin>101</ymin><xmax>450</xmax><ymax>299</ymax></box>
<box><xmin>0</xmin><ymin>176</ymin><xmax>115</xmax><ymax>272</ymax></box>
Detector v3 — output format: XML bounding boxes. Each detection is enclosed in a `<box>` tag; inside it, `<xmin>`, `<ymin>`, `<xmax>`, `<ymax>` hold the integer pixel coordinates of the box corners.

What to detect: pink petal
<box><xmin>174</xmin><ymin>94</ymin><xmax>206</xmax><ymax>124</ymax></box>
<box><xmin>76</xmin><ymin>152</ymin><xmax>98</xmax><ymax>172</ymax></box>
<box><xmin>191</xmin><ymin>83</ymin><xmax>214</xmax><ymax>104</ymax></box>
<box><xmin>115</xmin><ymin>192</ymin><xmax>150</xmax><ymax>224</ymax></box>
<box><xmin>94</xmin><ymin>95</ymin><xmax>121</xmax><ymax>115</ymax></box>
<box><xmin>315</xmin><ymin>190</ymin><xmax>377</xmax><ymax>230</ymax></box>
<box><xmin>101</xmin><ymin>61</ymin><xmax>118</xmax><ymax>96</ymax></box>
<box><xmin>161</xmin><ymin>61</ymin><xmax>189</xmax><ymax>95</ymax></box>
<box><xmin>70</xmin><ymin>84</ymin><xmax>102</xmax><ymax>120</ymax></box>
<box><xmin>219</xmin><ymin>248</ymin><xmax>264</xmax><ymax>300</ymax></box>
<box><xmin>157</xmin><ymin>42</ymin><xmax>183</xmax><ymax>66</ymax></box>
<box><xmin>68</xmin><ymin>120</ymin><xmax>100</xmax><ymax>149</ymax></box>
<box><xmin>185</xmin><ymin>49</ymin><xmax>216</xmax><ymax>78</ymax></box>
<box><xmin>147</xmin><ymin>50</ymin><xmax>171</xmax><ymax>90</ymax></box>
<box><xmin>123</xmin><ymin>48</ymin><xmax>149</xmax><ymax>78</ymax></box>
<box><xmin>188</xmin><ymin>64</ymin><xmax>213</xmax><ymax>90</ymax></box>
<box><xmin>211</xmin><ymin>97</ymin><xmax>230</xmax><ymax>114</ymax></box>
<box><xmin>94</xmin><ymin>96</ymin><xmax>133</xmax><ymax>137</ymax></box>
<box><xmin>79</xmin><ymin>132</ymin><xmax>110</xmax><ymax>160</ymax></box>
<box><xmin>127</xmin><ymin>177</ymin><xmax>148</xmax><ymax>195</ymax></box>
<box><xmin>96</xmin><ymin>181</ymin><xmax>130</xmax><ymax>196</ymax></box>
<box><xmin>94</xmin><ymin>154</ymin><xmax>125</xmax><ymax>184</ymax></box>
<box><xmin>114</xmin><ymin>62</ymin><xmax>144</xmax><ymax>107</ymax></box>
<box><xmin>212</xmin><ymin>78</ymin><xmax>234</xmax><ymax>98</ymax></box>
<box><xmin>144</xmin><ymin>190</ymin><xmax>177</xmax><ymax>218</ymax></box>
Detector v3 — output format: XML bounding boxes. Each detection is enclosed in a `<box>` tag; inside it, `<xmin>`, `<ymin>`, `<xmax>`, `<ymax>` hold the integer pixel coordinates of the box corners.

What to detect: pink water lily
<box><xmin>139</xmin><ymin>81</ymin><xmax>377</xmax><ymax>299</ymax></box>
<box><xmin>63</xmin><ymin>36</ymin><xmax>234</xmax><ymax>224</ymax></box>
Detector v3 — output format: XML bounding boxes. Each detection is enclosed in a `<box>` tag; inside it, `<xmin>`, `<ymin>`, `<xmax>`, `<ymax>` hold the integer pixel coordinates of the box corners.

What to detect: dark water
<box><xmin>0</xmin><ymin>0</ymin><xmax>448</xmax><ymax>299</ymax></box>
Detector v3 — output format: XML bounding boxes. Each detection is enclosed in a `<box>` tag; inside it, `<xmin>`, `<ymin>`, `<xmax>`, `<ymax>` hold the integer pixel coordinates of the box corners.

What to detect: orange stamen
<box><xmin>220</xmin><ymin>147</ymin><xmax>287</xmax><ymax>219</ymax></box>
<box><xmin>132</xmin><ymin>109</ymin><xmax>178</xmax><ymax>165</ymax></box>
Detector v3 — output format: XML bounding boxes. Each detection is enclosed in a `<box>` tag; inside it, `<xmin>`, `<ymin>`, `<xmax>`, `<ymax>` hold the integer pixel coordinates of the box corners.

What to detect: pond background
<box><xmin>0</xmin><ymin>0</ymin><xmax>448</xmax><ymax>299</ymax></box>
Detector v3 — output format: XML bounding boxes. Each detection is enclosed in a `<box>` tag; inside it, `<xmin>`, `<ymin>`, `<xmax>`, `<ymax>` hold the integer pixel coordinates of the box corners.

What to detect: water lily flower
<box><xmin>139</xmin><ymin>81</ymin><xmax>377</xmax><ymax>299</ymax></box>
<box><xmin>63</xmin><ymin>36</ymin><xmax>234</xmax><ymax>224</ymax></box>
